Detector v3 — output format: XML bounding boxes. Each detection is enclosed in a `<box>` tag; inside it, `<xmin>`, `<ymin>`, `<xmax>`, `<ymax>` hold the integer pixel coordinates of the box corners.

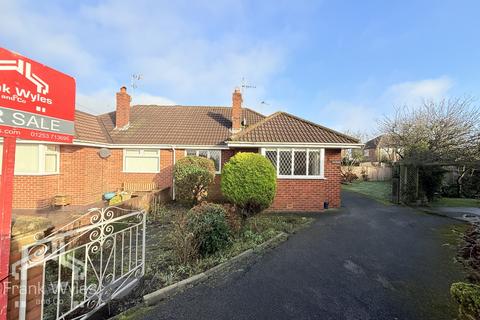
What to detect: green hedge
<box><xmin>174</xmin><ymin>156</ymin><xmax>215</xmax><ymax>205</ymax></box>
<box><xmin>451</xmin><ymin>282</ymin><xmax>480</xmax><ymax>319</ymax></box>
<box><xmin>221</xmin><ymin>152</ymin><xmax>276</xmax><ymax>216</ymax></box>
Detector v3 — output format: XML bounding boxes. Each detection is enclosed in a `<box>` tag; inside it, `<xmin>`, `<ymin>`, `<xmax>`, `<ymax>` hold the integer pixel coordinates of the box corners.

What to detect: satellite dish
<box><xmin>98</xmin><ymin>148</ymin><xmax>111</xmax><ymax>159</ymax></box>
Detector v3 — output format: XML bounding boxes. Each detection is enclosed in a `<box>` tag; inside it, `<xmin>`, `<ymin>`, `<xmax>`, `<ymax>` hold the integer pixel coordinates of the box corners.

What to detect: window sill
<box><xmin>13</xmin><ymin>173</ymin><xmax>60</xmax><ymax>176</ymax></box>
<box><xmin>122</xmin><ymin>171</ymin><xmax>160</xmax><ymax>174</ymax></box>
<box><xmin>277</xmin><ymin>175</ymin><xmax>326</xmax><ymax>180</ymax></box>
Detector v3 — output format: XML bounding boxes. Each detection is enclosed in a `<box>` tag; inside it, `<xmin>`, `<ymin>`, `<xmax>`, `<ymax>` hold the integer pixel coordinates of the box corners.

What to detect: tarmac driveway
<box><xmin>141</xmin><ymin>191</ymin><xmax>465</xmax><ymax>320</ymax></box>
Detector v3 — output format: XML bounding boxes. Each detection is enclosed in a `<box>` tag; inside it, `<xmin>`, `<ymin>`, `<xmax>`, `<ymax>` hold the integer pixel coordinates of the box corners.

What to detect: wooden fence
<box><xmin>342</xmin><ymin>165</ymin><xmax>392</xmax><ymax>181</ymax></box>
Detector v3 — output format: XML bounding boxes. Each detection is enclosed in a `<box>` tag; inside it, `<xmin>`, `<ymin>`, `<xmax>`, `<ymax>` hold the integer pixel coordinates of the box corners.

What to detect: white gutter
<box><xmin>72</xmin><ymin>140</ymin><xmax>231</xmax><ymax>149</ymax></box>
<box><xmin>226</xmin><ymin>141</ymin><xmax>364</xmax><ymax>149</ymax></box>
<box><xmin>0</xmin><ymin>137</ymin><xmax>231</xmax><ymax>149</ymax></box>
<box><xmin>5</xmin><ymin>138</ymin><xmax>362</xmax><ymax>149</ymax></box>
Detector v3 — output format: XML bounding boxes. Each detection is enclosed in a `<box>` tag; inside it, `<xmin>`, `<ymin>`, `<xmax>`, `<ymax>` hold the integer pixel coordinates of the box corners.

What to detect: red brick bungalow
<box><xmin>7</xmin><ymin>87</ymin><xmax>361</xmax><ymax>212</ymax></box>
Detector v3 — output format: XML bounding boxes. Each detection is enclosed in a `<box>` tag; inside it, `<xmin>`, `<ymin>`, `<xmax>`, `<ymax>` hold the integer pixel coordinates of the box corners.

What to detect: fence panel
<box><xmin>342</xmin><ymin>165</ymin><xmax>392</xmax><ymax>181</ymax></box>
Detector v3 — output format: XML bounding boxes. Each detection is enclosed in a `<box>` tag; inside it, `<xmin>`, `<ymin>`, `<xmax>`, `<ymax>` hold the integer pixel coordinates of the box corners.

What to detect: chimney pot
<box><xmin>115</xmin><ymin>86</ymin><xmax>130</xmax><ymax>129</ymax></box>
<box><xmin>231</xmin><ymin>88</ymin><xmax>242</xmax><ymax>133</ymax></box>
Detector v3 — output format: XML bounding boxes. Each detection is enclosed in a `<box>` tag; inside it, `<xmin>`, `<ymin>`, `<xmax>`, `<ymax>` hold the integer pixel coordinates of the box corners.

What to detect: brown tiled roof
<box><xmin>97</xmin><ymin>105</ymin><xmax>265</xmax><ymax>145</ymax></box>
<box><xmin>73</xmin><ymin>107</ymin><xmax>359</xmax><ymax>146</ymax></box>
<box><xmin>74</xmin><ymin>110</ymin><xmax>111</xmax><ymax>143</ymax></box>
<box><xmin>364</xmin><ymin>134</ymin><xmax>394</xmax><ymax>149</ymax></box>
<box><xmin>364</xmin><ymin>135</ymin><xmax>383</xmax><ymax>149</ymax></box>
<box><xmin>229</xmin><ymin>112</ymin><xmax>359</xmax><ymax>144</ymax></box>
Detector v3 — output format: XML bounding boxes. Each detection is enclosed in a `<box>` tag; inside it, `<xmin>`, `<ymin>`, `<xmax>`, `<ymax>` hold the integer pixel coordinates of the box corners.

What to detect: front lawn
<box><xmin>341</xmin><ymin>181</ymin><xmax>392</xmax><ymax>205</ymax></box>
<box><xmin>109</xmin><ymin>203</ymin><xmax>313</xmax><ymax>316</ymax></box>
<box><xmin>430</xmin><ymin>197</ymin><xmax>480</xmax><ymax>208</ymax></box>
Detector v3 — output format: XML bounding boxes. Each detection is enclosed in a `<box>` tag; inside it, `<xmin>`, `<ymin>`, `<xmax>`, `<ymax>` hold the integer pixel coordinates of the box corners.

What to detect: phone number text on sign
<box><xmin>0</xmin><ymin>125</ymin><xmax>73</xmax><ymax>142</ymax></box>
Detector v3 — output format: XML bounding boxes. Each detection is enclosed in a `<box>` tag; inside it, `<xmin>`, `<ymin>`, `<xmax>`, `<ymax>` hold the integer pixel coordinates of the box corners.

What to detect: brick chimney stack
<box><xmin>231</xmin><ymin>88</ymin><xmax>242</xmax><ymax>133</ymax></box>
<box><xmin>115</xmin><ymin>86</ymin><xmax>130</xmax><ymax>129</ymax></box>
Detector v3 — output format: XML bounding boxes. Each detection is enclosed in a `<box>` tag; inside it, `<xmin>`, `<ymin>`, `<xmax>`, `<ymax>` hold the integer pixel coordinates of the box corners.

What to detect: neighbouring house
<box><xmin>362</xmin><ymin>134</ymin><xmax>399</xmax><ymax>163</ymax></box>
<box><xmin>5</xmin><ymin>87</ymin><xmax>361</xmax><ymax>212</ymax></box>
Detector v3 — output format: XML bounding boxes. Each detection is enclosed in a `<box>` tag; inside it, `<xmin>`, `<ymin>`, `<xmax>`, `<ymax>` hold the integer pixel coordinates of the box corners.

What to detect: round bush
<box><xmin>221</xmin><ymin>152</ymin><xmax>277</xmax><ymax>215</ymax></box>
<box><xmin>187</xmin><ymin>202</ymin><xmax>232</xmax><ymax>256</ymax></box>
<box><xmin>174</xmin><ymin>156</ymin><xmax>216</xmax><ymax>204</ymax></box>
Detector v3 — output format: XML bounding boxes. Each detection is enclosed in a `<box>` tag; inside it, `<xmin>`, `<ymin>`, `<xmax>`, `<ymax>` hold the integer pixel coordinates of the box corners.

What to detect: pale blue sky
<box><xmin>1</xmin><ymin>0</ymin><xmax>479</xmax><ymax>137</ymax></box>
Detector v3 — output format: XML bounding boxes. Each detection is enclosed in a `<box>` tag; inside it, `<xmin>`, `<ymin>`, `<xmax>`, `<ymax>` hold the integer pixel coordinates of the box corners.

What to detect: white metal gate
<box><xmin>16</xmin><ymin>206</ymin><xmax>146</xmax><ymax>320</ymax></box>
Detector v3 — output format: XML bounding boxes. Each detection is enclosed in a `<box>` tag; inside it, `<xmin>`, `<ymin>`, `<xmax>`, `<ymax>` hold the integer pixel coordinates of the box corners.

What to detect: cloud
<box><xmin>383</xmin><ymin>76</ymin><xmax>453</xmax><ymax>106</ymax></box>
<box><xmin>76</xmin><ymin>89</ymin><xmax>175</xmax><ymax>114</ymax></box>
<box><xmin>80</xmin><ymin>0</ymin><xmax>288</xmax><ymax>110</ymax></box>
<box><xmin>0</xmin><ymin>1</ymin><xmax>100</xmax><ymax>77</ymax></box>
<box><xmin>76</xmin><ymin>89</ymin><xmax>116</xmax><ymax>114</ymax></box>
<box><xmin>0</xmin><ymin>0</ymin><xmax>291</xmax><ymax>113</ymax></box>
<box><xmin>321</xmin><ymin>101</ymin><xmax>378</xmax><ymax>136</ymax></box>
<box><xmin>318</xmin><ymin>76</ymin><xmax>455</xmax><ymax>138</ymax></box>
<box><xmin>133</xmin><ymin>92</ymin><xmax>175</xmax><ymax>106</ymax></box>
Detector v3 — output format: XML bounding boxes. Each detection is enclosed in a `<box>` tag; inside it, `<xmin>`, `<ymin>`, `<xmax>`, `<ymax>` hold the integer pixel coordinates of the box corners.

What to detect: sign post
<box><xmin>0</xmin><ymin>47</ymin><xmax>75</xmax><ymax>319</ymax></box>
<box><xmin>0</xmin><ymin>137</ymin><xmax>15</xmax><ymax>317</ymax></box>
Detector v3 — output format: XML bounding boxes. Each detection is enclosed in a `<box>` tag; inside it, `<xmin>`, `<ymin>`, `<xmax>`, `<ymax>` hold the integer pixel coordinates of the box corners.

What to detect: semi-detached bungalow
<box><xmin>7</xmin><ymin>87</ymin><xmax>361</xmax><ymax>212</ymax></box>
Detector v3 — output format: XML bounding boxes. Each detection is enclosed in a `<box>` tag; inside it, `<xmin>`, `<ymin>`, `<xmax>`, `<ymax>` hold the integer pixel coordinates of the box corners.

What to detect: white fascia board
<box><xmin>0</xmin><ymin>138</ymin><xmax>231</xmax><ymax>150</ymax></box>
<box><xmin>71</xmin><ymin>140</ymin><xmax>230</xmax><ymax>150</ymax></box>
<box><xmin>227</xmin><ymin>141</ymin><xmax>364</xmax><ymax>149</ymax></box>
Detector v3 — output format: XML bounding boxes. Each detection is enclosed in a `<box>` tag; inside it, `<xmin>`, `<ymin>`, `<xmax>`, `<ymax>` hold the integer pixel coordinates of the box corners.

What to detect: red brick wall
<box><xmin>12</xmin><ymin>146</ymin><xmax>186</xmax><ymax>209</ymax></box>
<box><xmin>12</xmin><ymin>146</ymin><xmax>343</xmax><ymax>212</ymax></box>
<box><xmin>269</xmin><ymin>148</ymin><xmax>342</xmax><ymax>212</ymax></box>
<box><xmin>13</xmin><ymin>175</ymin><xmax>60</xmax><ymax>208</ymax></box>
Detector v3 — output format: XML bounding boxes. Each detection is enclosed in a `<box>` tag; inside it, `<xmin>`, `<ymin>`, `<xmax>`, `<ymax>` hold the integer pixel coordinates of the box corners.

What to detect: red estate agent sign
<box><xmin>0</xmin><ymin>47</ymin><xmax>75</xmax><ymax>142</ymax></box>
<box><xmin>0</xmin><ymin>47</ymin><xmax>75</xmax><ymax>319</ymax></box>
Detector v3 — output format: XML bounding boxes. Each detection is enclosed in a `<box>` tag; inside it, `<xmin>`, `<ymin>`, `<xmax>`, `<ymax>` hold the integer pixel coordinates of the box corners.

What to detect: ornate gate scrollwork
<box><xmin>17</xmin><ymin>206</ymin><xmax>146</xmax><ymax>320</ymax></box>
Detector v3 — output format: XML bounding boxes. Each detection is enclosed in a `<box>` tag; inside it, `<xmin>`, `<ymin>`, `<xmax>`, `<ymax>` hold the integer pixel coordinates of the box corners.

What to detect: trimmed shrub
<box><xmin>187</xmin><ymin>203</ymin><xmax>231</xmax><ymax>256</ymax></box>
<box><xmin>174</xmin><ymin>156</ymin><xmax>216</xmax><ymax>205</ymax></box>
<box><xmin>451</xmin><ymin>282</ymin><xmax>480</xmax><ymax>320</ymax></box>
<box><xmin>221</xmin><ymin>152</ymin><xmax>277</xmax><ymax>216</ymax></box>
<box><xmin>170</xmin><ymin>215</ymin><xmax>199</xmax><ymax>264</ymax></box>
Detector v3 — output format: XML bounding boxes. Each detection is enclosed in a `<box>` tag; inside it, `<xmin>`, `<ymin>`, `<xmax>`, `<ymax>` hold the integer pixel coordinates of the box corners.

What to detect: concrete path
<box><xmin>140</xmin><ymin>191</ymin><xmax>466</xmax><ymax>320</ymax></box>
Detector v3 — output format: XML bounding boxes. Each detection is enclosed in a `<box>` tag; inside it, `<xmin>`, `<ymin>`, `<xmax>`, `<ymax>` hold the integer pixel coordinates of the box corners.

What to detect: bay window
<box><xmin>0</xmin><ymin>143</ymin><xmax>60</xmax><ymax>175</ymax></box>
<box><xmin>185</xmin><ymin>149</ymin><xmax>222</xmax><ymax>173</ymax></box>
<box><xmin>262</xmin><ymin>148</ymin><xmax>325</xmax><ymax>178</ymax></box>
<box><xmin>123</xmin><ymin>149</ymin><xmax>160</xmax><ymax>173</ymax></box>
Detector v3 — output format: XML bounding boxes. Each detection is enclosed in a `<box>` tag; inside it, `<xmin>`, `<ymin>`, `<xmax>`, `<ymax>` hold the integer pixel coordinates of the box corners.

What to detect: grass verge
<box><xmin>430</xmin><ymin>197</ymin><xmax>480</xmax><ymax>208</ymax></box>
<box><xmin>341</xmin><ymin>181</ymin><xmax>392</xmax><ymax>205</ymax></box>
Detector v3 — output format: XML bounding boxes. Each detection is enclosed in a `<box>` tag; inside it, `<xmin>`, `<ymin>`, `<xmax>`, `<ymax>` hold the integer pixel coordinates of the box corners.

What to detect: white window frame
<box><xmin>184</xmin><ymin>149</ymin><xmax>222</xmax><ymax>174</ymax></box>
<box><xmin>42</xmin><ymin>145</ymin><xmax>60</xmax><ymax>175</ymax></box>
<box><xmin>123</xmin><ymin>149</ymin><xmax>160</xmax><ymax>173</ymax></box>
<box><xmin>0</xmin><ymin>144</ymin><xmax>60</xmax><ymax>176</ymax></box>
<box><xmin>261</xmin><ymin>148</ymin><xmax>325</xmax><ymax>179</ymax></box>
